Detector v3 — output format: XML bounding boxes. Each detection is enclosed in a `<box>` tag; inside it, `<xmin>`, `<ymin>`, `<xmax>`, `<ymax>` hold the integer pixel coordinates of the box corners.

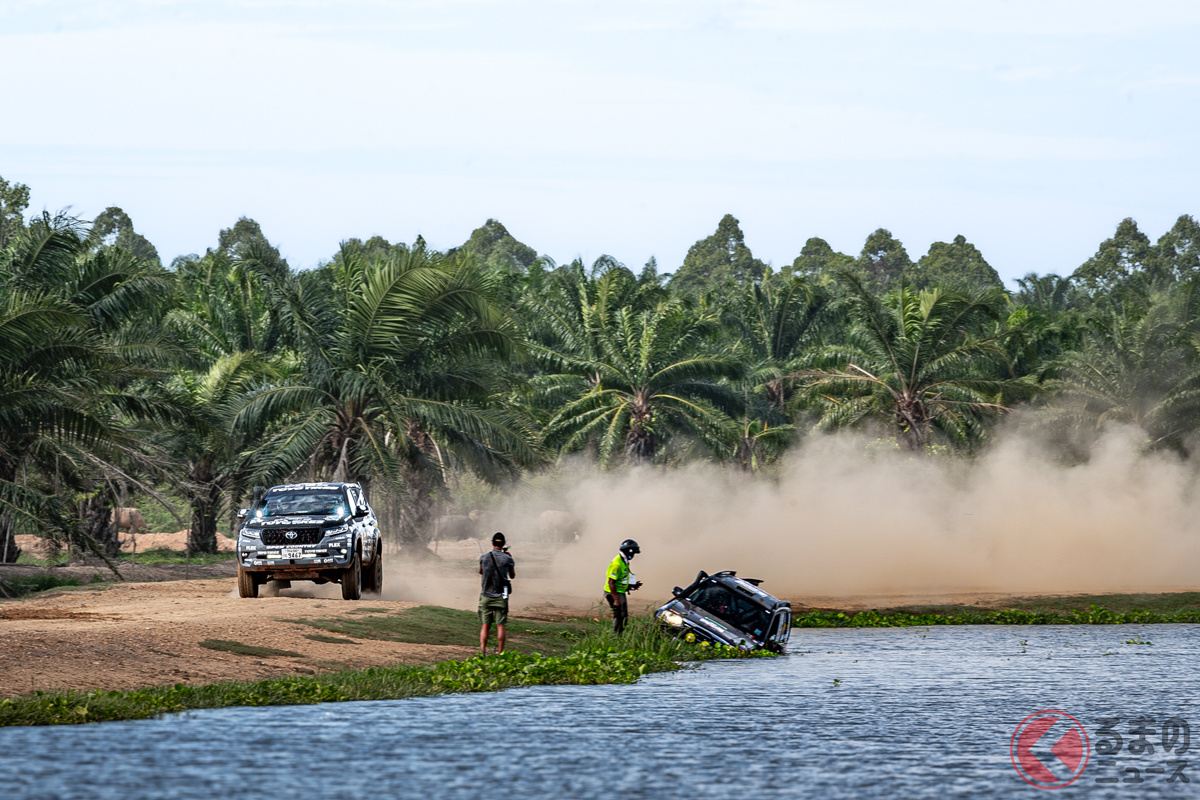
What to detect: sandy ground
<box><xmin>0</xmin><ymin>539</ymin><xmax>610</xmax><ymax>699</ymax></box>
<box><xmin>0</xmin><ymin>576</ymin><xmax>477</xmax><ymax>698</ymax></box>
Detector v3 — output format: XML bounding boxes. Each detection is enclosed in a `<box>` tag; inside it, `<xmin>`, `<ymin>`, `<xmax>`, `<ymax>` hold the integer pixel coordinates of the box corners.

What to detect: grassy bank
<box><xmin>0</xmin><ymin>617</ymin><xmax>767</xmax><ymax>727</ymax></box>
<box><xmin>795</xmin><ymin>592</ymin><xmax>1200</xmax><ymax>627</ymax></box>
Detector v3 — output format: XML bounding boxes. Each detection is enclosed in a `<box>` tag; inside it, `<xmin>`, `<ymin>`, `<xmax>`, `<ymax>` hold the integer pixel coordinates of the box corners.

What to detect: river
<box><xmin>4</xmin><ymin>624</ymin><xmax>1199</xmax><ymax>798</ymax></box>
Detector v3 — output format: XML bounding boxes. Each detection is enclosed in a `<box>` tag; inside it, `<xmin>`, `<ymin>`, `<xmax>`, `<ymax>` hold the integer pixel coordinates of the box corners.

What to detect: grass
<box><xmin>286</xmin><ymin>605</ymin><xmax>590</xmax><ymax>656</ymax></box>
<box><xmin>302</xmin><ymin>633</ymin><xmax>360</xmax><ymax>645</ymax></box>
<box><xmin>794</xmin><ymin>592</ymin><xmax>1200</xmax><ymax>627</ymax></box>
<box><xmin>16</xmin><ymin>552</ymin><xmax>70</xmax><ymax>567</ymax></box>
<box><xmin>198</xmin><ymin>639</ymin><xmax>304</xmax><ymax>659</ymax></box>
<box><xmin>0</xmin><ymin>573</ymin><xmax>82</xmax><ymax>599</ymax></box>
<box><xmin>0</xmin><ymin>617</ymin><xmax>771</xmax><ymax>727</ymax></box>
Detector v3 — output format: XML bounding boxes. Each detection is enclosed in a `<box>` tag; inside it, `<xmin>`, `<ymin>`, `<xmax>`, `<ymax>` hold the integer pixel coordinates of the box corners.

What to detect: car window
<box><xmin>690</xmin><ymin>583</ymin><xmax>771</xmax><ymax>638</ymax></box>
<box><xmin>261</xmin><ymin>489</ymin><xmax>346</xmax><ymax>517</ymax></box>
<box><xmin>350</xmin><ymin>486</ymin><xmax>368</xmax><ymax>515</ymax></box>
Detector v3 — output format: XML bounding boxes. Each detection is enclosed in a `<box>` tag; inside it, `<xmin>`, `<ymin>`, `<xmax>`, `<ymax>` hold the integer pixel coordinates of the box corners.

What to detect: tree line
<box><xmin>3</xmin><ymin>173</ymin><xmax>1199</xmax><ymax>561</ymax></box>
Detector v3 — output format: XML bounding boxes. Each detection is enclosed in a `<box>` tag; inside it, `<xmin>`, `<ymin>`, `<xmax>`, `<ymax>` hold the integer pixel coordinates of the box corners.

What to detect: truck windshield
<box><xmin>687</xmin><ymin>583</ymin><xmax>773</xmax><ymax>640</ymax></box>
<box><xmin>260</xmin><ymin>490</ymin><xmax>346</xmax><ymax>517</ymax></box>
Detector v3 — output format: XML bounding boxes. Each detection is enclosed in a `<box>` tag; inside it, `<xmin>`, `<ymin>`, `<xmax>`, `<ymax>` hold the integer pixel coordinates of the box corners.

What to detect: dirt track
<box><xmin>0</xmin><ymin>576</ymin><xmax>475</xmax><ymax>698</ymax></box>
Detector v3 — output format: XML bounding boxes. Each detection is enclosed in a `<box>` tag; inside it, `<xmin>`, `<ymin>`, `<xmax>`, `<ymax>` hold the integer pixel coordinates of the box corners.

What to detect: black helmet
<box><xmin>619</xmin><ymin>538</ymin><xmax>640</xmax><ymax>556</ymax></box>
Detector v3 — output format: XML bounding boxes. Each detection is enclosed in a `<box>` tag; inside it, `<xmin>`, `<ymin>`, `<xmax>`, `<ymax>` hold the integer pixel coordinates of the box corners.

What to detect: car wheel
<box><xmin>341</xmin><ymin>551</ymin><xmax>362</xmax><ymax>600</ymax></box>
<box><xmin>366</xmin><ymin>553</ymin><xmax>383</xmax><ymax>595</ymax></box>
<box><xmin>237</xmin><ymin>565</ymin><xmax>259</xmax><ymax>598</ymax></box>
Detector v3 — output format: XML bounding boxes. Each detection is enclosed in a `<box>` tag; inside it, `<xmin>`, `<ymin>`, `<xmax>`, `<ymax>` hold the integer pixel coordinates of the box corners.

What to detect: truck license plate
<box><xmin>281</xmin><ymin>546</ymin><xmax>304</xmax><ymax>559</ymax></box>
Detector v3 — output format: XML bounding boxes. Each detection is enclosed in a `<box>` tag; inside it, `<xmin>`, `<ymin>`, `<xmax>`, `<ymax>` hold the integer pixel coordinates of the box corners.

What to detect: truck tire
<box><xmin>341</xmin><ymin>551</ymin><xmax>362</xmax><ymax>600</ymax></box>
<box><xmin>237</xmin><ymin>565</ymin><xmax>259</xmax><ymax>598</ymax></box>
<box><xmin>364</xmin><ymin>553</ymin><xmax>383</xmax><ymax>595</ymax></box>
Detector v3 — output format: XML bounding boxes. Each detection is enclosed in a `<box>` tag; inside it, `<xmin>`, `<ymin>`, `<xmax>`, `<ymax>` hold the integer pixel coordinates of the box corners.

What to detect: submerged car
<box><xmin>654</xmin><ymin>570</ymin><xmax>791</xmax><ymax>652</ymax></box>
<box><xmin>235</xmin><ymin>482</ymin><xmax>382</xmax><ymax>600</ymax></box>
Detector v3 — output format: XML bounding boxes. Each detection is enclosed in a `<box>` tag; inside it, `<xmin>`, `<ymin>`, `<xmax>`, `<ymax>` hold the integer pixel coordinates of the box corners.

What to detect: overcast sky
<box><xmin>4</xmin><ymin>0</ymin><xmax>1200</xmax><ymax>284</ymax></box>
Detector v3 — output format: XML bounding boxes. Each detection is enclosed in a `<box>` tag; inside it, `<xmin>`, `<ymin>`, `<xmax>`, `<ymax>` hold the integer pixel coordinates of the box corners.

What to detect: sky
<box><xmin>4</xmin><ymin>0</ymin><xmax>1200</xmax><ymax>285</ymax></box>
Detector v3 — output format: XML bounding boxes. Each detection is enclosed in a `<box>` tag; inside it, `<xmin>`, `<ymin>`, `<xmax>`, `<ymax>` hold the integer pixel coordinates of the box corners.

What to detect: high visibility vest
<box><xmin>604</xmin><ymin>554</ymin><xmax>630</xmax><ymax>594</ymax></box>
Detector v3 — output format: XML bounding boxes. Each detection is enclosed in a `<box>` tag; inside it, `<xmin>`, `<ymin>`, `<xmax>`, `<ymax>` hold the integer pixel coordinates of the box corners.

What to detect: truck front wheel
<box><xmin>341</xmin><ymin>551</ymin><xmax>361</xmax><ymax>600</ymax></box>
<box><xmin>237</xmin><ymin>565</ymin><xmax>259</xmax><ymax>598</ymax></box>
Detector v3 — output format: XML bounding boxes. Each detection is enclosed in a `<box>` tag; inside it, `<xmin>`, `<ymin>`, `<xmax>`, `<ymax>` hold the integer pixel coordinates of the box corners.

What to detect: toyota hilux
<box><xmin>236</xmin><ymin>482</ymin><xmax>382</xmax><ymax>600</ymax></box>
<box><xmin>654</xmin><ymin>570</ymin><xmax>791</xmax><ymax>652</ymax></box>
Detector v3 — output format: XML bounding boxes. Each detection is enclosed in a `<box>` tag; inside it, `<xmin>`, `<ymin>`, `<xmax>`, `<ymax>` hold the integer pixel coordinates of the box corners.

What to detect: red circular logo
<box><xmin>1011</xmin><ymin>710</ymin><xmax>1090</xmax><ymax>789</ymax></box>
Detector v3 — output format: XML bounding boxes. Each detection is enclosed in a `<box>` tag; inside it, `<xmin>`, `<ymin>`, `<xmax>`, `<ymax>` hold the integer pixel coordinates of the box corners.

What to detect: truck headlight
<box><xmin>660</xmin><ymin>610</ymin><xmax>685</xmax><ymax>627</ymax></box>
<box><xmin>325</xmin><ymin>524</ymin><xmax>350</xmax><ymax>536</ymax></box>
<box><xmin>240</xmin><ymin>527</ymin><xmax>261</xmax><ymax>540</ymax></box>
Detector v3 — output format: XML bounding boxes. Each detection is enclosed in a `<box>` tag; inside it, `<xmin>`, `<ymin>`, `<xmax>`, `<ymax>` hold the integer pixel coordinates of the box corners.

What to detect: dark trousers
<box><xmin>605</xmin><ymin>592</ymin><xmax>628</xmax><ymax>634</ymax></box>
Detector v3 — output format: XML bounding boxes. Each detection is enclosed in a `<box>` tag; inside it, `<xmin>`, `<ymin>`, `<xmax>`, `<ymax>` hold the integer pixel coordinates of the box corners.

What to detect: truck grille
<box><xmin>262</xmin><ymin>528</ymin><xmax>324</xmax><ymax>546</ymax></box>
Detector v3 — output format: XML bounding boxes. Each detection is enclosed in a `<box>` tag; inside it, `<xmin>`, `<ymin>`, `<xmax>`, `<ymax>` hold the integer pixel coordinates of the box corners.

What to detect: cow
<box><xmin>539</xmin><ymin>510</ymin><xmax>582</xmax><ymax>543</ymax></box>
<box><xmin>110</xmin><ymin>507</ymin><xmax>148</xmax><ymax>534</ymax></box>
<box><xmin>433</xmin><ymin>514</ymin><xmax>477</xmax><ymax>542</ymax></box>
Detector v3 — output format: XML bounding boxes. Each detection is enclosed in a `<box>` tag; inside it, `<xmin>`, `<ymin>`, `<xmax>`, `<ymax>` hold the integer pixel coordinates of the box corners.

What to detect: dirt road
<box><xmin>0</xmin><ymin>576</ymin><xmax>479</xmax><ymax>698</ymax></box>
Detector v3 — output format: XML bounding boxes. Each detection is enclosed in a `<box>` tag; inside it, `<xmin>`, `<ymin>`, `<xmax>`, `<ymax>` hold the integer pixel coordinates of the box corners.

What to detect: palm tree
<box><xmin>724</xmin><ymin>274</ymin><xmax>835</xmax><ymax>410</ymax></box>
<box><xmin>541</xmin><ymin>300</ymin><xmax>743</xmax><ymax>465</ymax></box>
<box><xmin>233</xmin><ymin>245</ymin><xmax>540</xmax><ymax>543</ymax></box>
<box><xmin>1042</xmin><ymin>284</ymin><xmax>1200</xmax><ymax>455</ymax></box>
<box><xmin>796</xmin><ymin>274</ymin><xmax>1030</xmax><ymax>450</ymax></box>
<box><xmin>0</xmin><ymin>213</ymin><xmax>173</xmax><ymax>562</ymax></box>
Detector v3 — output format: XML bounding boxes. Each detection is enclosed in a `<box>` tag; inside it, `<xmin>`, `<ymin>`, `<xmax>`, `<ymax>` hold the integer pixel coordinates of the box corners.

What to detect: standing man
<box><xmin>603</xmin><ymin>538</ymin><xmax>643</xmax><ymax>634</ymax></box>
<box><xmin>478</xmin><ymin>532</ymin><xmax>515</xmax><ymax>656</ymax></box>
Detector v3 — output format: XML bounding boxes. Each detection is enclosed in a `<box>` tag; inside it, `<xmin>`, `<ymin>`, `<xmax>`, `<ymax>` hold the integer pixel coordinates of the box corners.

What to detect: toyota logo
<box><xmin>284</xmin><ymin>531</ymin><xmax>298</xmax><ymax>540</ymax></box>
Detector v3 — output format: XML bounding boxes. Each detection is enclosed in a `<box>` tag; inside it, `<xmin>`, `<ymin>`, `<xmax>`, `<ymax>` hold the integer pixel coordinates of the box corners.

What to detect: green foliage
<box><xmin>0</xmin><ymin>210</ymin><xmax>174</xmax><ymax>562</ymax></box>
<box><xmin>1041</xmin><ymin>285</ymin><xmax>1200</xmax><ymax>455</ymax></box>
<box><xmin>451</xmin><ymin>218</ymin><xmax>538</xmax><ymax>273</ymax></box>
<box><xmin>796</xmin><ymin>274</ymin><xmax>1031</xmax><ymax>449</ymax></box>
<box><xmin>671</xmin><ymin>214</ymin><xmax>768</xmax><ymax>294</ymax></box>
<box><xmin>910</xmin><ymin>235</ymin><xmax>1002</xmax><ymax>291</ymax></box>
<box><xmin>793</xmin><ymin>604</ymin><xmax>1200</xmax><ymax>627</ymax></box>
<box><xmin>93</xmin><ymin>207</ymin><xmax>160</xmax><ymax>265</ymax></box>
<box><xmin>0</xmin><ymin>573</ymin><xmax>81</xmax><ymax>599</ymax></box>
<box><xmin>789</xmin><ymin>237</ymin><xmax>854</xmax><ymax>279</ymax></box>
<box><xmin>198</xmin><ymin>639</ymin><xmax>304</xmax><ymax>658</ymax></box>
<box><xmin>303</xmin><ymin>633</ymin><xmax>361</xmax><ymax>645</ymax></box>
<box><xmin>1151</xmin><ymin>214</ymin><xmax>1200</xmax><ymax>283</ymax></box>
<box><xmin>0</xmin><ymin>616</ymin><xmax>772</xmax><ymax>727</ymax></box>
<box><xmin>1072</xmin><ymin>217</ymin><xmax>1154</xmax><ymax>294</ymax></box>
<box><xmin>10</xmin><ymin>173</ymin><xmax>1200</xmax><ymax>556</ymax></box>
<box><xmin>0</xmin><ymin>174</ymin><xmax>31</xmax><ymax>250</ymax></box>
<box><xmin>541</xmin><ymin>299</ymin><xmax>743</xmax><ymax>465</ymax></box>
<box><xmin>853</xmin><ymin>228</ymin><xmax>911</xmax><ymax>292</ymax></box>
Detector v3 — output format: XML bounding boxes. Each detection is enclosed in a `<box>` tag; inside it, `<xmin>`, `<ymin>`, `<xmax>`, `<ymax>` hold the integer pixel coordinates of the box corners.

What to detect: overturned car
<box><xmin>654</xmin><ymin>570</ymin><xmax>791</xmax><ymax>653</ymax></box>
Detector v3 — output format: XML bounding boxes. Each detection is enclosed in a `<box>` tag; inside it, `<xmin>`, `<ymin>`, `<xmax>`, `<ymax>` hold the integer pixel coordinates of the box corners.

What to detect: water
<box><xmin>4</xmin><ymin>625</ymin><xmax>1200</xmax><ymax>799</ymax></box>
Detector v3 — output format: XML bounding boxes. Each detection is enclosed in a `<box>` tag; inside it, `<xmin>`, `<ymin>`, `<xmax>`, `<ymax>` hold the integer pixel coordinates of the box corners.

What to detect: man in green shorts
<box><xmin>478</xmin><ymin>531</ymin><xmax>515</xmax><ymax>656</ymax></box>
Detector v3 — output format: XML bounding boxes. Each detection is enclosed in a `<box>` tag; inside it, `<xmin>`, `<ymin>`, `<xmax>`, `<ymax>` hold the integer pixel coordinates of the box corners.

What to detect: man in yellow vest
<box><xmin>603</xmin><ymin>538</ymin><xmax>642</xmax><ymax>633</ymax></box>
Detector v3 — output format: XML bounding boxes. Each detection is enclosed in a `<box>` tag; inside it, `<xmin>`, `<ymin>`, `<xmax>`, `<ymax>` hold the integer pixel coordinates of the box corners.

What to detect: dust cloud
<box><xmin>377</xmin><ymin>428</ymin><xmax>1200</xmax><ymax>611</ymax></box>
<box><xmin>543</xmin><ymin>429</ymin><xmax>1200</xmax><ymax>604</ymax></box>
